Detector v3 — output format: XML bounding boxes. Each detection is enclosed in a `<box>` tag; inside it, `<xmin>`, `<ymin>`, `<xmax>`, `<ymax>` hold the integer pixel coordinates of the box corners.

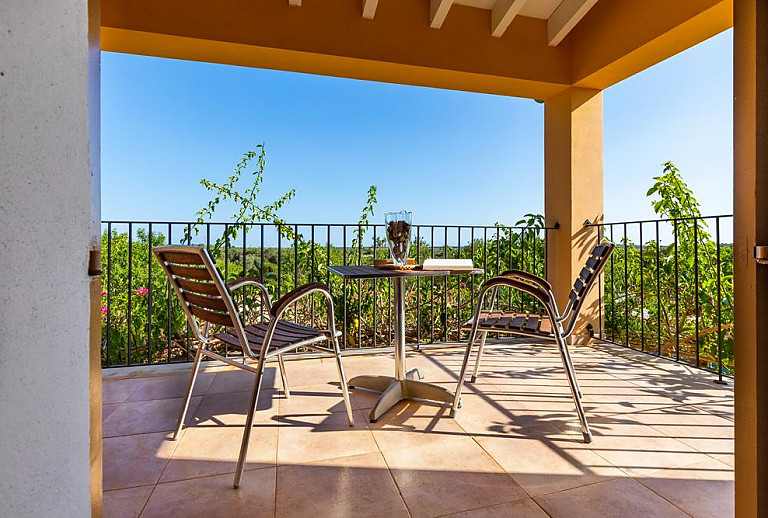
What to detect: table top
<box><xmin>329</xmin><ymin>265</ymin><xmax>484</xmax><ymax>280</ymax></box>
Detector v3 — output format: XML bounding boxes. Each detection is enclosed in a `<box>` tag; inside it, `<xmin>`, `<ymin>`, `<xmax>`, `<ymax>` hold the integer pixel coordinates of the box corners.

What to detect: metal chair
<box><xmin>153</xmin><ymin>245</ymin><xmax>354</xmax><ymax>488</ymax></box>
<box><xmin>451</xmin><ymin>242</ymin><xmax>615</xmax><ymax>443</ymax></box>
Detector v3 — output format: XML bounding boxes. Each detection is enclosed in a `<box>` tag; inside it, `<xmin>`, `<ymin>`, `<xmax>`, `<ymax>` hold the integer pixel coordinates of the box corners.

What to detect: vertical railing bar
<box><xmin>431</xmin><ymin>226</ymin><xmax>435</xmax><ymax>343</ymax></box>
<box><xmin>458</xmin><ymin>227</ymin><xmax>462</xmax><ymax>340</ymax></box>
<box><xmin>674</xmin><ymin>219</ymin><xmax>680</xmax><ymax>362</ymax></box>
<box><xmin>260</xmin><ymin>225</ymin><xmax>265</xmax><ymax>323</ymax></box>
<box><xmin>444</xmin><ymin>226</ymin><xmax>448</xmax><ymax>341</ymax></box>
<box><xmin>373</xmin><ymin>225</ymin><xmax>378</xmax><ymax>348</ymax></box>
<box><xmin>186</xmin><ymin>223</ymin><xmax>192</xmax><ymax>361</ymax></box>
<box><xmin>147</xmin><ymin>223</ymin><xmax>153</xmax><ymax>365</ymax></box>
<box><xmin>716</xmin><ymin>217</ymin><xmax>724</xmax><ymax>382</ymax></box>
<box><xmin>656</xmin><ymin>220</ymin><xmax>661</xmax><ymax>357</ymax></box>
<box><xmin>242</xmin><ymin>224</ymin><xmax>248</xmax><ymax>323</ymax></box>
<box><xmin>358</xmin><ymin>224</ymin><xmax>362</xmax><ymax>348</ymax></box>
<box><xmin>640</xmin><ymin>223</ymin><xmax>644</xmax><ymax>352</ymax></box>
<box><xmin>127</xmin><ymin>222</ymin><xmax>133</xmax><ymax>365</ymax></box>
<box><xmin>343</xmin><ymin>226</ymin><xmax>348</xmax><ymax>348</ymax></box>
<box><xmin>609</xmin><ymin>224</ymin><xmax>615</xmax><ymax>342</ymax></box>
<box><xmin>311</xmin><ymin>225</ymin><xmax>316</xmax><ymax>327</ymax></box>
<box><xmin>106</xmin><ymin>223</ymin><xmax>112</xmax><ymax>366</ymax></box>
<box><xmin>623</xmin><ymin>223</ymin><xmax>629</xmax><ymax>347</ymax></box>
<box><xmin>277</xmin><ymin>226</ymin><xmax>282</xmax><ymax>300</ymax></box>
<box><xmin>416</xmin><ymin>225</ymin><xmax>421</xmax><ymax>349</ymax></box>
<box><xmin>470</xmin><ymin>228</ymin><xmax>475</xmax><ymax>324</ymax></box>
<box><xmin>294</xmin><ymin>224</ymin><xmax>299</xmax><ymax>319</ymax></box>
<box><xmin>694</xmin><ymin>221</ymin><xmax>700</xmax><ymax>367</ymax></box>
<box><xmin>167</xmin><ymin>224</ymin><xmax>172</xmax><ymax>363</ymax></box>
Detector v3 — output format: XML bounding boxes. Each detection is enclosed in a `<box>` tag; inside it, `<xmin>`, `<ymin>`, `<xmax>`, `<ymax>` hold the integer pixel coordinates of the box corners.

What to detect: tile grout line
<box><xmin>366</xmin><ymin>419</ymin><xmax>414</xmax><ymax>518</ymax></box>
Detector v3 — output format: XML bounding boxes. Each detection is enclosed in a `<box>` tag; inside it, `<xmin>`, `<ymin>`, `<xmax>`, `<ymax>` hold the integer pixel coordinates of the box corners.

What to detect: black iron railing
<box><xmin>586</xmin><ymin>215</ymin><xmax>734</xmax><ymax>381</ymax></box>
<box><xmin>100</xmin><ymin>221</ymin><xmax>552</xmax><ymax>368</ymax></box>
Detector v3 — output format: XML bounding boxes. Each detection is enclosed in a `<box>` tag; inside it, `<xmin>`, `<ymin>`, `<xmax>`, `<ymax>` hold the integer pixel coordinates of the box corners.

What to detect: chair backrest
<box><xmin>562</xmin><ymin>241</ymin><xmax>615</xmax><ymax>337</ymax></box>
<box><xmin>153</xmin><ymin>245</ymin><xmax>248</xmax><ymax>348</ymax></box>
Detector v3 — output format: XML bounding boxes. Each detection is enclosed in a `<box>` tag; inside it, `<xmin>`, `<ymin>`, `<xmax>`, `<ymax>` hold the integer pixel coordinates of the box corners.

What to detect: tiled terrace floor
<box><xmin>102</xmin><ymin>341</ymin><xmax>734</xmax><ymax>518</ymax></box>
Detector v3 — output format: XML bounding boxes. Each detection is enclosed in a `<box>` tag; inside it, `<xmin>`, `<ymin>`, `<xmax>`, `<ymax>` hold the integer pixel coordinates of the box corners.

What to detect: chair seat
<box><xmin>215</xmin><ymin>320</ymin><xmax>341</xmax><ymax>351</ymax></box>
<box><xmin>462</xmin><ymin>311</ymin><xmax>553</xmax><ymax>336</ymax></box>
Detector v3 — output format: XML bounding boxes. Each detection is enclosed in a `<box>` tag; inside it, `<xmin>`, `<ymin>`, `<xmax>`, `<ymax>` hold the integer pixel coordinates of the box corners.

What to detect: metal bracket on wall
<box><xmin>88</xmin><ymin>249</ymin><xmax>102</xmax><ymax>276</ymax></box>
<box><xmin>754</xmin><ymin>245</ymin><xmax>768</xmax><ymax>265</ymax></box>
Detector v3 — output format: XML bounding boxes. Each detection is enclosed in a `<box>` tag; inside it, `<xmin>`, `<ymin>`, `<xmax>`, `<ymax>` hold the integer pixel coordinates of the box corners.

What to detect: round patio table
<box><xmin>328</xmin><ymin>265</ymin><xmax>483</xmax><ymax>422</ymax></box>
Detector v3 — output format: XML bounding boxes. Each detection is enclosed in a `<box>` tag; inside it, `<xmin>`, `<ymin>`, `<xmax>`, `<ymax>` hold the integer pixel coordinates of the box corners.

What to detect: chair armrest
<box><xmin>270</xmin><ymin>282</ymin><xmax>332</xmax><ymax>320</ymax></box>
<box><xmin>499</xmin><ymin>269</ymin><xmax>552</xmax><ymax>292</ymax></box>
<box><xmin>226</xmin><ymin>276</ymin><xmax>272</xmax><ymax>310</ymax></box>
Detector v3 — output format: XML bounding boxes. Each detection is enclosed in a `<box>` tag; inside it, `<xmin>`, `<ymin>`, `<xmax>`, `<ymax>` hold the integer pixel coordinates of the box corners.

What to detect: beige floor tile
<box><xmin>277</xmin><ymin>409</ymin><xmax>377</xmax><ymax>465</ymax></box>
<box><xmin>141</xmin><ymin>468</ymin><xmax>276</xmax><ymax>518</ymax></box>
<box><xmin>276</xmin><ymin>357</ymin><xmax>344</xmax><ymax>388</ymax></box>
<box><xmin>278</xmin><ymin>382</ymin><xmax>358</xmax><ymax>415</ymax></box>
<box><xmin>102</xmin><ymin>378</ymin><xmax>141</xmax><ymax>404</ymax></box>
<box><xmin>275</xmin><ymin>452</ymin><xmax>409</xmax><ymax>518</ymax></box>
<box><xmin>103</xmin><ymin>432</ymin><xmax>178</xmax><ymax>490</ymax></box>
<box><xmin>124</xmin><ymin>371</ymin><xmax>215</xmax><ymax>402</ymax></box>
<box><xmin>343</xmin><ymin>353</ymin><xmax>398</xmax><ymax>381</ymax></box>
<box><xmin>383</xmin><ymin>436</ymin><xmax>527</xmax><ymax>518</ymax></box>
<box><xmin>206</xmin><ymin>366</ymin><xmax>280</xmax><ymax>395</ymax></box>
<box><xmin>160</xmin><ymin>420</ymin><xmax>278</xmax><ymax>483</ymax></box>
<box><xmin>443</xmin><ymin>498</ymin><xmax>549</xmax><ymax>518</ymax></box>
<box><xmin>637</xmin><ymin>457</ymin><xmax>733</xmax><ymax>518</ymax></box>
<box><xmin>474</xmin><ymin>426</ymin><xmax>623</xmax><ymax>496</ymax></box>
<box><xmin>103</xmin><ymin>396</ymin><xmax>202</xmax><ymax>437</ymax></box>
<box><xmin>369</xmin><ymin>401</ymin><xmax>471</xmax><ymax>453</ymax></box>
<box><xmin>577</xmin><ymin>417</ymin><xmax>713</xmax><ymax>477</ymax></box>
<box><xmin>631</xmin><ymin>406</ymin><xmax>734</xmax><ymax>456</ymax></box>
<box><xmin>535</xmin><ymin>477</ymin><xmax>688</xmax><ymax>518</ymax></box>
<box><xmin>189</xmin><ymin>389</ymin><xmax>278</xmax><ymax>428</ymax></box>
<box><xmin>102</xmin><ymin>485</ymin><xmax>153</xmax><ymax>518</ymax></box>
<box><xmin>693</xmin><ymin>400</ymin><xmax>735</xmax><ymax>421</ymax></box>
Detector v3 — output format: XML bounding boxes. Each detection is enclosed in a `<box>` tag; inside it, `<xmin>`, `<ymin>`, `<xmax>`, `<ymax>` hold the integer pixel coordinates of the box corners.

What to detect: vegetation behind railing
<box><xmin>101</xmin><ymin>221</ymin><xmax>549</xmax><ymax>368</ymax></box>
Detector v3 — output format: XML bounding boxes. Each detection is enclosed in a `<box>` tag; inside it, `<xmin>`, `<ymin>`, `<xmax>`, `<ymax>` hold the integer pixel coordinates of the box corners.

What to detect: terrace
<box><xmin>102</xmin><ymin>341</ymin><xmax>734</xmax><ymax>517</ymax></box>
<box><xmin>5</xmin><ymin>0</ymin><xmax>767</xmax><ymax>516</ymax></box>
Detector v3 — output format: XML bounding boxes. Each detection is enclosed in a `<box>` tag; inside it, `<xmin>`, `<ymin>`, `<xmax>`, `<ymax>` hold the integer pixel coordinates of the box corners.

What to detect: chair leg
<box><xmin>560</xmin><ymin>338</ymin><xmax>583</xmax><ymax>399</ymax></box>
<box><xmin>331</xmin><ymin>336</ymin><xmax>355</xmax><ymax>427</ymax></box>
<box><xmin>277</xmin><ymin>354</ymin><xmax>291</xmax><ymax>398</ymax></box>
<box><xmin>450</xmin><ymin>328</ymin><xmax>480</xmax><ymax>417</ymax></box>
<box><xmin>233</xmin><ymin>359</ymin><xmax>266</xmax><ymax>489</ymax></box>
<box><xmin>173</xmin><ymin>346</ymin><xmax>204</xmax><ymax>440</ymax></box>
<box><xmin>554</xmin><ymin>334</ymin><xmax>592</xmax><ymax>443</ymax></box>
<box><xmin>469</xmin><ymin>331</ymin><xmax>488</xmax><ymax>383</ymax></box>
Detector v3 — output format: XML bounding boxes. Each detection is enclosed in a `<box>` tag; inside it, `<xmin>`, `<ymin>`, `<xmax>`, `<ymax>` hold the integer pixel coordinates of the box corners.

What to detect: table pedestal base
<box><xmin>349</xmin><ymin>371</ymin><xmax>457</xmax><ymax>422</ymax></box>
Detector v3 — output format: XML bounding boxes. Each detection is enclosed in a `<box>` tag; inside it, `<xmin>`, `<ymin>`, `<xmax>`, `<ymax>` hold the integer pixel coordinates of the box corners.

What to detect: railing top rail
<box><xmin>101</xmin><ymin>220</ymin><xmax>559</xmax><ymax>230</ymax></box>
<box><xmin>584</xmin><ymin>214</ymin><xmax>733</xmax><ymax>227</ymax></box>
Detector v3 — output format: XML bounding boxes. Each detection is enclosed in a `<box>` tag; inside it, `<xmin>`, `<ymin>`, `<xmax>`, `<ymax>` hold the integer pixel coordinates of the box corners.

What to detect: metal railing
<box><xmin>100</xmin><ymin>220</ymin><xmax>552</xmax><ymax>368</ymax></box>
<box><xmin>586</xmin><ymin>215</ymin><xmax>734</xmax><ymax>382</ymax></box>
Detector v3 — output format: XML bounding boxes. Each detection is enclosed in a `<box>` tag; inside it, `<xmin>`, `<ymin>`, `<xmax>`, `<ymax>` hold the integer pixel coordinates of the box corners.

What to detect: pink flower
<box><xmin>100</xmin><ymin>291</ymin><xmax>106</xmax><ymax>297</ymax></box>
<box><xmin>460</xmin><ymin>281</ymin><xmax>467</xmax><ymax>288</ymax></box>
<box><xmin>133</xmin><ymin>287</ymin><xmax>149</xmax><ymax>296</ymax></box>
<box><xmin>100</xmin><ymin>306</ymin><xmax>108</xmax><ymax>316</ymax></box>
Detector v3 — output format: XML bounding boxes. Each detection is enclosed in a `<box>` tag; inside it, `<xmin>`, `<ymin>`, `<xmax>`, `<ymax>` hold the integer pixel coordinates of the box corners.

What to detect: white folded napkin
<box><xmin>422</xmin><ymin>258</ymin><xmax>475</xmax><ymax>271</ymax></box>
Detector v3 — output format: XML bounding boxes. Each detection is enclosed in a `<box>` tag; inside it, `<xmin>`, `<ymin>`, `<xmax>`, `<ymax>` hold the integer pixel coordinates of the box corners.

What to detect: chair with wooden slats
<box><xmin>451</xmin><ymin>241</ymin><xmax>615</xmax><ymax>443</ymax></box>
<box><xmin>153</xmin><ymin>245</ymin><xmax>354</xmax><ymax>488</ymax></box>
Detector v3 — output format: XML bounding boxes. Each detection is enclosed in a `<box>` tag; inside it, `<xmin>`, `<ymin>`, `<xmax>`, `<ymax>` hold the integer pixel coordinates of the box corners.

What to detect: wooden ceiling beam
<box><xmin>491</xmin><ymin>0</ymin><xmax>528</xmax><ymax>37</ymax></box>
<box><xmin>430</xmin><ymin>0</ymin><xmax>454</xmax><ymax>29</ymax></box>
<box><xmin>362</xmin><ymin>0</ymin><xmax>379</xmax><ymax>19</ymax></box>
<box><xmin>548</xmin><ymin>0</ymin><xmax>598</xmax><ymax>46</ymax></box>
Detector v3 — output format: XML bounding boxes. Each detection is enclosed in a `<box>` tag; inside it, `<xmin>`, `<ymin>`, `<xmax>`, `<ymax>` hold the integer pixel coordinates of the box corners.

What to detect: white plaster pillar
<box><xmin>0</xmin><ymin>0</ymin><xmax>101</xmax><ymax>515</ymax></box>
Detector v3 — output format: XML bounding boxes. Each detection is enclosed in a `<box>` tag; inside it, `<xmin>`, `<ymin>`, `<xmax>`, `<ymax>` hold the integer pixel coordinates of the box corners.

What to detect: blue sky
<box><xmin>101</xmin><ymin>29</ymin><xmax>732</xmax><ymax>227</ymax></box>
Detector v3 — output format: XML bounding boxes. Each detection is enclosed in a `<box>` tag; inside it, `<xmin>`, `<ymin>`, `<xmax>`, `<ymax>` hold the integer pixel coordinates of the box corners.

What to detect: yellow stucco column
<box><xmin>544</xmin><ymin>88</ymin><xmax>604</xmax><ymax>342</ymax></box>
<box><xmin>734</xmin><ymin>0</ymin><xmax>768</xmax><ymax>515</ymax></box>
